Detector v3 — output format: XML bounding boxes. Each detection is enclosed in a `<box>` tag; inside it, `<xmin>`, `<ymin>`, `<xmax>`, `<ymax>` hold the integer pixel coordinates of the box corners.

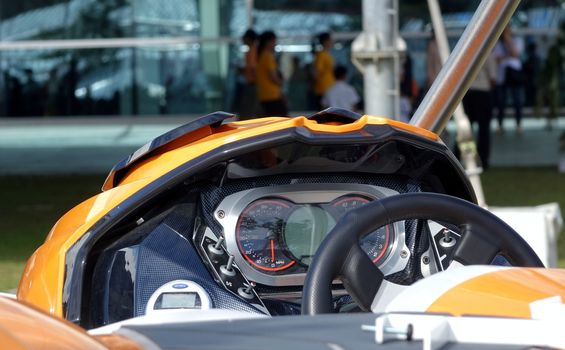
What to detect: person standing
<box><xmin>313</xmin><ymin>32</ymin><xmax>335</xmax><ymax>110</ymax></box>
<box><xmin>426</xmin><ymin>34</ymin><xmax>442</xmax><ymax>88</ymax></box>
<box><xmin>461</xmin><ymin>55</ymin><xmax>497</xmax><ymax>169</ymax></box>
<box><xmin>238</xmin><ymin>29</ymin><xmax>260</xmax><ymax>119</ymax></box>
<box><xmin>400</xmin><ymin>55</ymin><xmax>418</xmax><ymax>122</ymax></box>
<box><xmin>522</xmin><ymin>41</ymin><xmax>540</xmax><ymax>107</ymax></box>
<box><xmin>321</xmin><ymin>65</ymin><xmax>360</xmax><ymax>111</ymax></box>
<box><xmin>45</xmin><ymin>67</ymin><xmax>60</xmax><ymax>116</ymax></box>
<box><xmin>538</xmin><ymin>36</ymin><xmax>563</xmax><ymax>130</ymax></box>
<box><xmin>493</xmin><ymin>26</ymin><xmax>524</xmax><ymax>134</ymax></box>
<box><xmin>288</xmin><ymin>56</ymin><xmax>307</xmax><ymax>110</ymax></box>
<box><xmin>21</xmin><ymin>69</ymin><xmax>41</xmax><ymax>116</ymax></box>
<box><xmin>256</xmin><ymin>31</ymin><xmax>287</xmax><ymax>116</ymax></box>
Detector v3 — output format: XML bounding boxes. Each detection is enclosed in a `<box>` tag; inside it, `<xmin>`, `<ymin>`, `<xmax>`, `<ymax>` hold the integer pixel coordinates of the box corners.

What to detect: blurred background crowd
<box><xmin>0</xmin><ymin>0</ymin><xmax>563</xmax><ymax>121</ymax></box>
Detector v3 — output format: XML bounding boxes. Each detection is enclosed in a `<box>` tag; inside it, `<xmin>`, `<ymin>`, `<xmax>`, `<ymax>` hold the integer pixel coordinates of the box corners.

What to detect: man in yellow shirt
<box><xmin>313</xmin><ymin>32</ymin><xmax>336</xmax><ymax>109</ymax></box>
<box><xmin>256</xmin><ymin>31</ymin><xmax>288</xmax><ymax>116</ymax></box>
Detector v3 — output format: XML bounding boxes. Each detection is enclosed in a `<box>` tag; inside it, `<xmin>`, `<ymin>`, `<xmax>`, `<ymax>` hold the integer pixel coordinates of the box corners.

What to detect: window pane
<box><xmin>253</xmin><ymin>0</ymin><xmax>361</xmax><ymax>35</ymax></box>
<box><xmin>0</xmin><ymin>42</ymin><xmax>236</xmax><ymax>117</ymax></box>
<box><xmin>132</xmin><ymin>0</ymin><xmax>199</xmax><ymax>37</ymax></box>
<box><xmin>0</xmin><ymin>0</ymin><xmax>132</xmax><ymax>40</ymax></box>
<box><xmin>1</xmin><ymin>48</ymin><xmax>133</xmax><ymax>117</ymax></box>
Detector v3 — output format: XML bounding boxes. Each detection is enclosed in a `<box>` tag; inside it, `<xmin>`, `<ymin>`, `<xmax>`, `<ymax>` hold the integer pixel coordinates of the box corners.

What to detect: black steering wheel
<box><xmin>301</xmin><ymin>192</ymin><xmax>544</xmax><ymax>315</ymax></box>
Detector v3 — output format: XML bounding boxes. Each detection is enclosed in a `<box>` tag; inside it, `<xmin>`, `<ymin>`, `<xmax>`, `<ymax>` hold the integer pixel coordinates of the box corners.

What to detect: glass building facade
<box><xmin>0</xmin><ymin>0</ymin><xmax>562</xmax><ymax>118</ymax></box>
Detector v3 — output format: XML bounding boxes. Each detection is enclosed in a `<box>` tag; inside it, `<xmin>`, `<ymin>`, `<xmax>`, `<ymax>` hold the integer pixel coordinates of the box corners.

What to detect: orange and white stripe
<box><xmin>386</xmin><ymin>266</ymin><xmax>565</xmax><ymax>319</ymax></box>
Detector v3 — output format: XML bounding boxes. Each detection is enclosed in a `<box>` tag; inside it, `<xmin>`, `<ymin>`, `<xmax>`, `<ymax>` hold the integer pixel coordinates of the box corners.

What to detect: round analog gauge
<box><xmin>236</xmin><ymin>199</ymin><xmax>296</xmax><ymax>272</ymax></box>
<box><xmin>331</xmin><ymin>195</ymin><xmax>393</xmax><ymax>264</ymax></box>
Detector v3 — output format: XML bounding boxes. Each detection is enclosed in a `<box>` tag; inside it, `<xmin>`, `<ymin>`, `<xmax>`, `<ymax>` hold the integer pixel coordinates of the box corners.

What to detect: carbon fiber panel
<box><xmin>133</xmin><ymin>222</ymin><xmax>262</xmax><ymax>317</ymax></box>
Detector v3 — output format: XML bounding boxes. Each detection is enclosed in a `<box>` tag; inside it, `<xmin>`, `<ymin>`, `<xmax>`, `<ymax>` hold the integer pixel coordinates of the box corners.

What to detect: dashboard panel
<box><xmin>213</xmin><ymin>184</ymin><xmax>410</xmax><ymax>287</ymax></box>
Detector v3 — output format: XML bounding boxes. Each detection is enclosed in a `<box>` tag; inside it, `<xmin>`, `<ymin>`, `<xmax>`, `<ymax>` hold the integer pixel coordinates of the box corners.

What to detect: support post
<box><xmin>426</xmin><ymin>0</ymin><xmax>486</xmax><ymax>206</ymax></box>
<box><xmin>410</xmin><ymin>0</ymin><xmax>520</xmax><ymax>207</ymax></box>
<box><xmin>410</xmin><ymin>0</ymin><xmax>520</xmax><ymax>133</ymax></box>
<box><xmin>352</xmin><ymin>0</ymin><xmax>401</xmax><ymax>119</ymax></box>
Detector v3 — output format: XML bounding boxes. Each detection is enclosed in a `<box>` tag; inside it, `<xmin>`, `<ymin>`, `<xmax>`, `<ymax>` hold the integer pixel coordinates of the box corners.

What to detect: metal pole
<box><xmin>360</xmin><ymin>0</ymin><xmax>398</xmax><ymax>118</ymax></box>
<box><xmin>410</xmin><ymin>0</ymin><xmax>520</xmax><ymax>134</ymax></box>
<box><xmin>426</xmin><ymin>0</ymin><xmax>487</xmax><ymax>207</ymax></box>
<box><xmin>246</xmin><ymin>0</ymin><xmax>254</xmax><ymax>28</ymax></box>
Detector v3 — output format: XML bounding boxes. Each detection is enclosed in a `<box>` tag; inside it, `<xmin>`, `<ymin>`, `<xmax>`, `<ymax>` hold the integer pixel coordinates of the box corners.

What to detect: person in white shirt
<box><xmin>493</xmin><ymin>26</ymin><xmax>524</xmax><ymax>134</ymax></box>
<box><xmin>322</xmin><ymin>65</ymin><xmax>360</xmax><ymax>111</ymax></box>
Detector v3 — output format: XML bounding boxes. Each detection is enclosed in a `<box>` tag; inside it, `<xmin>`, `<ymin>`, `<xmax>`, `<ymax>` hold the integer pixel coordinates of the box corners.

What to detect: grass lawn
<box><xmin>0</xmin><ymin>174</ymin><xmax>105</xmax><ymax>291</ymax></box>
<box><xmin>481</xmin><ymin>168</ymin><xmax>565</xmax><ymax>266</ymax></box>
<box><xmin>0</xmin><ymin>168</ymin><xmax>564</xmax><ymax>292</ymax></box>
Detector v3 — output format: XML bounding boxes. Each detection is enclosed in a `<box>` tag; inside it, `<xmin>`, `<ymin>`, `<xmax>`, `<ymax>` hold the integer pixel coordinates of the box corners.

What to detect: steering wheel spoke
<box><xmin>370</xmin><ymin>281</ymin><xmax>408</xmax><ymax>312</ymax></box>
<box><xmin>452</xmin><ymin>224</ymin><xmax>501</xmax><ymax>265</ymax></box>
<box><xmin>340</xmin><ymin>245</ymin><xmax>384</xmax><ymax>311</ymax></box>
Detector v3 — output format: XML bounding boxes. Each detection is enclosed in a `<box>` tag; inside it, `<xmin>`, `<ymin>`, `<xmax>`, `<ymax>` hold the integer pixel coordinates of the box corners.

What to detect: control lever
<box><xmin>220</xmin><ymin>255</ymin><xmax>237</xmax><ymax>277</ymax></box>
<box><xmin>238</xmin><ymin>283</ymin><xmax>255</xmax><ymax>300</ymax></box>
<box><xmin>439</xmin><ymin>228</ymin><xmax>456</xmax><ymax>248</ymax></box>
<box><xmin>208</xmin><ymin>236</ymin><xmax>225</xmax><ymax>255</ymax></box>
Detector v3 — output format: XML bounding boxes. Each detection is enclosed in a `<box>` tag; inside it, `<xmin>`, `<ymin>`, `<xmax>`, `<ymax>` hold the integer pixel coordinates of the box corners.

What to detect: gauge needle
<box><xmin>270</xmin><ymin>239</ymin><xmax>275</xmax><ymax>262</ymax></box>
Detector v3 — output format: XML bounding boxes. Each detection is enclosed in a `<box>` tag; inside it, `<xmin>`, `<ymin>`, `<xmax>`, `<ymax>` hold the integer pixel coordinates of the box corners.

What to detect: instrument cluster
<box><xmin>236</xmin><ymin>195</ymin><xmax>392</xmax><ymax>272</ymax></box>
<box><xmin>213</xmin><ymin>184</ymin><xmax>409</xmax><ymax>287</ymax></box>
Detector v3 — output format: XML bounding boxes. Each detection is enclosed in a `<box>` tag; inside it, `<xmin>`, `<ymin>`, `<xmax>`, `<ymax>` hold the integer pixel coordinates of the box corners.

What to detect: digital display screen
<box><xmin>154</xmin><ymin>292</ymin><xmax>201</xmax><ymax>310</ymax></box>
<box><xmin>285</xmin><ymin>205</ymin><xmax>336</xmax><ymax>265</ymax></box>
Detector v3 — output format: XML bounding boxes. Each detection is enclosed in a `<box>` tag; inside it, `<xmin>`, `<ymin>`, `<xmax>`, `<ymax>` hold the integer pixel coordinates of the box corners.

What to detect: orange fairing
<box><xmin>17</xmin><ymin>113</ymin><xmax>439</xmax><ymax>317</ymax></box>
<box><xmin>17</xmin><ymin>179</ymin><xmax>153</xmax><ymax>316</ymax></box>
<box><xmin>117</xmin><ymin>115</ymin><xmax>437</xmax><ymax>188</ymax></box>
<box><xmin>0</xmin><ymin>297</ymin><xmax>108</xmax><ymax>350</ymax></box>
<box><xmin>427</xmin><ymin>268</ymin><xmax>565</xmax><ymax>318</ymax></box>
